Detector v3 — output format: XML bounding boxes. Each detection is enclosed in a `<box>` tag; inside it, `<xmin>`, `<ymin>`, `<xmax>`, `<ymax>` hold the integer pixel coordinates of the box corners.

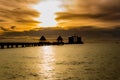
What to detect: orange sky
<box><xmin>0</xmin><ymin>0</ymin><xmax>120</xmax><ymax>35</ymax></box>
<box><xmin>0</xmin><ymin>0</ymin><xmax>120</xmax><ymax>33</ymax></box>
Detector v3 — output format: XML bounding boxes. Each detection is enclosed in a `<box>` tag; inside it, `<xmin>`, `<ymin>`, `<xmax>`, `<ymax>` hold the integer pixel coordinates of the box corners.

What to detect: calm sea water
<box><xmin>0</xmin><ymin>43</ymin><xmax>120</xmax><ymax>80</ymax></box>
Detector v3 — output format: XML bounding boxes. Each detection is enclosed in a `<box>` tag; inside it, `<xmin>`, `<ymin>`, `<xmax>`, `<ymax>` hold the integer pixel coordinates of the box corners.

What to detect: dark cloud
<box><xmin>0</xmin><ymin>27</ymin><xmax>10</xmax><ymax>31</ymax></box>
<box><xmin>0</xmin><ymin>26</ymin><xmax>17</xmax><ymax>31</ymax></box>
<box><xmin>0</xmin><ymin>5</ymin><xmax>39</xmax><ymax>22</ymax></box>
<box><xmin>56</xmin><ymin>0</ymin><xmax>120</xmax><ymax>25</ymax></box>
<box><xmin>17</xmin><ymin>19</ymin><xmax>40</xmax><ymax>23</ymax></box>
<box><xmin>0</xmin><ymin>19</ymin><xmax>6</xmax><ymax>22</ymax></box>
<box><xmin>0</xmin><ymin>0</ymin><xmax>40</xmax><ymax>29</ymax></box>
<box><xmin>56</xmin><ymin>12</ymin><xmax>120</xmax><ymax>22</ymax></box>
<box><xmin>10</xmin><ymin>26</ymin><xmax>16</xmax><ymax>30</ymax></box>
<box><xmin>62</xmin><ymin>0</ymin><xmax>120</xmax><ymax>13</ymax></box>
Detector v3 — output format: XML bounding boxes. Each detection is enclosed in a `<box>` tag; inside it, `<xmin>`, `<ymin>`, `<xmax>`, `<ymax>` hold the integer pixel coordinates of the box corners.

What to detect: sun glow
<box><xmin>33</xmin><ymin>0</ymin><xmax>64</xmax><ymax>28</ymax></box>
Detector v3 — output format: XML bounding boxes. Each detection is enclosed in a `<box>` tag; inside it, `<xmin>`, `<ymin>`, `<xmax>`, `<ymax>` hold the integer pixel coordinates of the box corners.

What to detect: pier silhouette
<box><xmin>0</xmin><ymin>35</ymin><xmax>83</xmax><ymax>49</ymax></box>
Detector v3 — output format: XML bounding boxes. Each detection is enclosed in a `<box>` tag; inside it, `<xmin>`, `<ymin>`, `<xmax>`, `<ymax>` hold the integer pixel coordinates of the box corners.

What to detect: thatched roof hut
<box><xmin>57</xmin><ymin>36</ymin><xmax>63</xmax><ymax>43</ymax></box>
<box><xmin>40</xmin><ymin>36</ymin><xmax>46</xmax><ymax>41</ymax></box>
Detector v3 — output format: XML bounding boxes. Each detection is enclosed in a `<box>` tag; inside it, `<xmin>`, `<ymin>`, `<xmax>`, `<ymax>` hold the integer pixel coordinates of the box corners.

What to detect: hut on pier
<box><xmin>39</xmin><ymin>36</ymin><xmax>46</xmax><ymax>42</ymax></box>
<box><xmin>57</xmin><ymin>36</ymin><xmax>63</xmax><ymax>43</ymax></box>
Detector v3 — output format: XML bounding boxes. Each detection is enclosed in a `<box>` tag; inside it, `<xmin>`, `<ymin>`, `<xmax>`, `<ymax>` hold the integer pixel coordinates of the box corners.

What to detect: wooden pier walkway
<box><xmin>0</xmin><ymin>42</ymin><xmax>64</xmax><ymax>49</ymax></box>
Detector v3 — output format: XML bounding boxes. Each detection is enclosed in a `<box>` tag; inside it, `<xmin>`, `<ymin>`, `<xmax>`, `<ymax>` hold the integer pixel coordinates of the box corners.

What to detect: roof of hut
<box><xmin>40</xmin><ymin>36</ymin><xmax>46</xmax><ymax>41</ymax></box>
<box><xmin>57</xmin><ymin>36</ymin><xmax>63</xmax><ymax>40</ymax></box>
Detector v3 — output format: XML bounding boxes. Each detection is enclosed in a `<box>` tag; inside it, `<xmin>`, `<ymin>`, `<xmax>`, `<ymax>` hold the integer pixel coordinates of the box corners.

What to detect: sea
<box><xmin>0</xmin><ymin>43</ymin><xmax>120</xmax><ymax>80</ymax></box>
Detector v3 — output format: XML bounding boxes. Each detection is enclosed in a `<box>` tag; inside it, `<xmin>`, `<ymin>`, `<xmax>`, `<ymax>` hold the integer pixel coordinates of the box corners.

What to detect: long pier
<box><xmin>0</xmin><ymin>35</ymin><xmax>84</xmax><ymax>49</ymax></box>
<box><xmin>0</xmin><ymin>42</ymin><xmax>64</xmax><ymax>49</ymax></box>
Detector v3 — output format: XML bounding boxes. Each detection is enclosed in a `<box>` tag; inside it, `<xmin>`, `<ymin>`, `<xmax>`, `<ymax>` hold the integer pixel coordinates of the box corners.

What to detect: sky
<box><xmin>0</xmin><ymin>0</ymin><xmax>120</xmax><ymax>42</ymax></box>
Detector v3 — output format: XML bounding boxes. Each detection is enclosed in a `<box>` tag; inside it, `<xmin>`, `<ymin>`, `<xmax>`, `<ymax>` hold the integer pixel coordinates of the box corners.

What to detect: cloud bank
<box><xmin>56</xmin><ymin>0</ymin><xmax>120</xmax><ymax>27</ymax></box>
<box><xmin>0</xmin><ymin>0</ymin><xmax>40</xmax><ymax>30</ymax></box>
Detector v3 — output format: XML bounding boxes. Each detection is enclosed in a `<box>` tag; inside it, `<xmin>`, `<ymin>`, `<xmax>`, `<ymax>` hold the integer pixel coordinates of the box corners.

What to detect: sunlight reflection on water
<box><xmin>41</xmin><ymin>46</ymin><xmax>55</xmax><ymax>80</ymax></box>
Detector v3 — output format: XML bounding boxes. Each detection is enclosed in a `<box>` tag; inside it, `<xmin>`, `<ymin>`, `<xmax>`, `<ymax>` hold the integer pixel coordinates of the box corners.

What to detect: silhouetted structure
<box><xmin>57</xmin><ymin>36</ymin><xmax>63</xmax><ymax>43</ymax></box>
<box><xmin>0</xmin><ymin>35</ymin><xmax>84</xmax><ymax>49</ymax></box>
<box><xmin>68</xmin><ymin>36</ymin><xmax>83</xmax><ymax>44</ymax></box>
<box><xmin>40</xmin><ymin>36</ymin><xmax>46</xmax><ymax>42</ymax></box>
